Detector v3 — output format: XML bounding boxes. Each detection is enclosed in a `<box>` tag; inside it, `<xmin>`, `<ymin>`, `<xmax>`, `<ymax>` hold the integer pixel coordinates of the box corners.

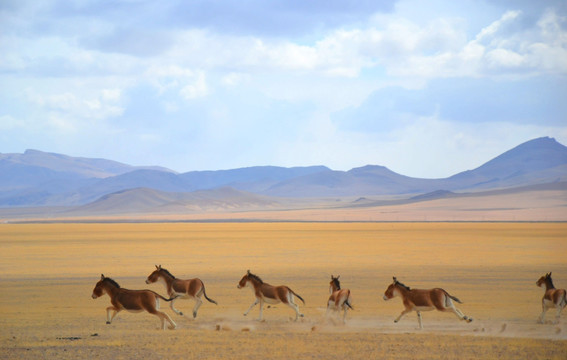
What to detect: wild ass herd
<box><xmin>91</xmin><ymin>266</ymin><xmax>567</xmax><ymax>330</ymax></box>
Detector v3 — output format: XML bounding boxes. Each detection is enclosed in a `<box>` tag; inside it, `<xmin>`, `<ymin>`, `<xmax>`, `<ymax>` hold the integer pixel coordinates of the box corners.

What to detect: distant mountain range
<box><xmin>1</xmin><ymin>137</ymin><xmax>566</xmax><ymax>210</ymax></box>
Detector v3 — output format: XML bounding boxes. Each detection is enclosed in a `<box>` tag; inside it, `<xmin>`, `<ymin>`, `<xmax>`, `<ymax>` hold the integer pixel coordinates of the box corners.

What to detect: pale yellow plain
<box><xmin>1</xmin><ymin>222</ymin><xmax>566</xmax><ymax>359</ymax></box>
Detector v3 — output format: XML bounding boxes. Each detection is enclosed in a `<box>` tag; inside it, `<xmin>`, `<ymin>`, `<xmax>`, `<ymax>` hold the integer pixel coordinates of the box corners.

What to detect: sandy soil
<box><xmin>1</xmin><ymin>223</ymin><xmax>566</xmax><ymax>359</ymax></box>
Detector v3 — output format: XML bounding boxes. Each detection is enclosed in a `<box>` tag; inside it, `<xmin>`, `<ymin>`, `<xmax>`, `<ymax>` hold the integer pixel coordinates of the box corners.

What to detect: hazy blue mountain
<box><xmin>263</xmin><ymin>137</ymin><xmax>567</xmax><ymax>197</ymax></box>
<box><xmin>1</xmin><ymin>137</ymin><xmax>566</xmax><ymax>207</ymax></box>
<box><xmin>180</xmin><ymin>165</ymin><xmax>331</xmax><ymax>192</ymax></box>
<box><xmin>0</xmin><ymin>160</ymin><xmax>84</xmax><ymax>190</ymax></box>
<box><xmin>444</xmin><ymin>137</ymin><xmax>567</xmax><ymax>190</ymax></box>
<box><xmin>0</xmin><ymin>149</ymin><xmax>176</xmax><ymax>206</ymax></box>
<box><xmin>0</xmin><ymin>149</ymin><xmax>173</xmax><ymax>180</ymax></box>
<box><xmin>263</xmin><ymin>165</ymin><xmax>441</xmax><ymax>197</ymax></box>
<box><xmin>67</xmin><ymin>166</ymin><xmax>330</xmax><ymax>206</ymax></box>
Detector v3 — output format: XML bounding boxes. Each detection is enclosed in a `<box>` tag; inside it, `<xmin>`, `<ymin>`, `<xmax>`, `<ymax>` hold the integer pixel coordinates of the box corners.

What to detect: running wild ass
<box><xmin>326</xmin><ymin>275</ymin><xmax>353</xmax><ymax>323</ymax></box>
<box><xmin>92</xmin><ymin>274</ymin><xmax>177</xmax><ymax>330</ymax></box>
<box><xmin>146</xmin><ymin>265</ymin><xmax>217</xmax><ymax>319</ymax></box>
<box><xmin>237</xmin><ymin>270</ymin><xmax>305</xmax><ymax>321</ymax></box>
<box><xmin>536</xmin><ymin>272</ymin><xmax>566</xmax><ymax>324</ymax></box>
<box><xmin>383</xmin><ymin>277</ymin><xmax>472</xmax><ymax>329</ymax></box>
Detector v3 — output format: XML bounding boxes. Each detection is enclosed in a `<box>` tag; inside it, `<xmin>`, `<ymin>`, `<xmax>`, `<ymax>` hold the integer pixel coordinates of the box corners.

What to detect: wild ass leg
<box><xmin>244</xmin><ymin>299</ymin><xmax>259</xmax><ymax>316</ymax></box>
<box><xmin>162</xmin><ymin>311</ymin><xmax>177</xmax><ymax>329</ymax></box>
<box><xmin>147</xmin><ymin>301</ymin><xmax>176</xmax><ymax>330</ymax></box>
<box><xmin>394</xmin><ymin>308</ymin><xmax>412</xmax><ymax>323</ymax></box>
<box><xmin>151</xmin><ymin>298</ymin><xmax>177</xmax><ymax>330</ymax></box>
<box><xmin>169</xmin><ymin>297</ymin><xmax>183</xmax><ymax>316</ymax></box>
<box><xmin>538</xmin><ymin>301</ymin><xmax>548</xmax><ymax>324</ymax></box>
<box><xmin>417</xmin><ymin>311</ymin><xmax>423</xmax><ymax>329</ymax></box>
<box><xmin>326</xmin><ymin>298</ymin><xmax>337</xmax><ymax>318</ymax></box>
<box><xmin>258</xmin><ymin>300</ymin><xmax>265</xmax><ymax>321</ymax></box>
<box><xmin>447</xmin><ymin>303</ymin><xmax>473</xmax><ymax>323</ymax></box>
<box><xmin>285</xmin><ymin>299</ymin><xmax>303</xmax><ymax>321</ymax></box>
<box><xmin>106</xmin><ymin>306</ymin><xmax>120</xmax><ymax>324</ymax></box>
<box><xmin>153</xmin><ymin>310</ymin><xmax>177</xmax><ymax>330</ymax></box>
<box><xmin>342</xmin><ymin>306</ymin><xmax>348</xmax><ymax>324</ymax></box>
<box><xmin>554</xmin><ymin>306</ymin><xmax>562</xmax><ymax>324</ymax></box>
<box><xmin>192</xmin><ymin>297</ymin><xmax>203</xmax><ymax>318</ymax></box>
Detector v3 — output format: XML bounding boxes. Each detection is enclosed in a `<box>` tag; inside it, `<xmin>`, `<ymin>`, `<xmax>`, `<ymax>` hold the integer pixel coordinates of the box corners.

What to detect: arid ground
<box><xmin>1</xmin><ymin>222</ymin><xmax>566</xmax><ymax>359</ymax></box>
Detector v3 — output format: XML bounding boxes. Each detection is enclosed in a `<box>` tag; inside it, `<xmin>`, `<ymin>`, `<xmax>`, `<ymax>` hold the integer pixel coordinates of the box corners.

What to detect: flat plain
<box><xmin>1</xmin><ymin>222</ymin><xmax>566</xmax><ymax>359</ymax></box>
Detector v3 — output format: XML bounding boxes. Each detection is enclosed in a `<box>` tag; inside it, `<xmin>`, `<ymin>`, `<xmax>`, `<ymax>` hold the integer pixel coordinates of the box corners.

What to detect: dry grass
<box><xmin>1</xmin><ymin>222</ymin><xmax>566</xmax><ymax>359</ymax></box>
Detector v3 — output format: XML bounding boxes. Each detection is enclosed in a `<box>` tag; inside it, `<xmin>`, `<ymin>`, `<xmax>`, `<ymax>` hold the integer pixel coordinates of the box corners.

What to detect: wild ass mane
<box><xmin>103</xmin><ymin>276</ymin><xmax>120</xmax><ymax>288</ymax></box>
<box><xmin>247</xmin><ymin>271</ymin><xmax>263</xmax><ymax>284</ymax></box>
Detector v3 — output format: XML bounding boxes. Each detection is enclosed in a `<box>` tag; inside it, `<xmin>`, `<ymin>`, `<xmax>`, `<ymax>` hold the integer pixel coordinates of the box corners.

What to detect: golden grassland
<box><xmin>1</xmin><ymin>222</ymin><xmax>566</xmax><ymax>359</ymax></box>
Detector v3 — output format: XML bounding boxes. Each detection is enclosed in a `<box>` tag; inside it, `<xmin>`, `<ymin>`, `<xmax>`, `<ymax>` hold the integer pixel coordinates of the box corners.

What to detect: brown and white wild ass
<box><xmin>326</xmin><ymin>275</ymin><xmax>353</xmax><ymax>323</ymax></box>
<box><xmin>536</xmin><ymin>272</ymin><xmax>567</xmax><ymax>324</ymax></box>
<box><xmin>383</xmin><ymin>277</ymin><xmax>472</xmax><ymax>329</ymax></box>
<box><xmin>145</xmin><ymin>265</ymin><xmax>217</xmax><ymax>318</ymax></box>
<box><xmin>237</xmin><ymin>270</ymin><xmax>305</xmax><ymax>321</ymax></box>
<box><xmin>91</xmin><ymin>274</ymin><xmax>177</xmax><ymax>330</ymax></box>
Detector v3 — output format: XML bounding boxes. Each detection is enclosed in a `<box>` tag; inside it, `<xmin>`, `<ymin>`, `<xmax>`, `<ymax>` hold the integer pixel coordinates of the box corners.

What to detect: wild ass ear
<box><xmin>337</xmin><ymin>275</ymin><xmax>340</xmax><ymax>279</ymax></box>
<box><xmin>393</xmin><ymin>276</ymin><xmax>397</xmax><ymax>282</ymax></box>
<box><xmin>155</xmin><ymin>265</ymin><xmax>159</xmax><ymax>269</ymax></box>
<box><xmin>101</xmin><ymin>274</ymin><xmax>105</xmax><ymax>280</ymax></box>
<box><xmin>247</xmin><ymin>269</ymin><xmax>251</xmax><ymax>275</ymax></box>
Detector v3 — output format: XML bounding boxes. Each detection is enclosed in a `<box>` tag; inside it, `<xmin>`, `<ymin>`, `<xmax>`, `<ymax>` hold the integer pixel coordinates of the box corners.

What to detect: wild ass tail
<box><xmin>203</xmin><ymin>286</ymin><xmax>218</xmax><ymax>305</ymax></box>
<box><xmin>345</xmin><ymin>290</ymin><xmax>354</xmax><ymax>310</ymax></box>
<box><xmin>289</xmin><ymin>287</ymin><xmax>305</xmax><ymax>305</ymax></box>
<box><xmin>445</xmin><ymin>290</ymin><xmax>462</xmax><ymax>304</ymax></box>
<box><xmin>154</xmin><ymin>291</ymin><xmax>179</xmax><ymax>302</ymax></box>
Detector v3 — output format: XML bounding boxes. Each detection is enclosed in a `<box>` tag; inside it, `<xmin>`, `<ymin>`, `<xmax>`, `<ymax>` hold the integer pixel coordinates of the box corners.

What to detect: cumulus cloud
<box><xmin>25</xmin><ymin>88</ymin><xmax>124</xmax><ymax>125</ymax></box>
<box><xmin>389</xmin><ymin>8</ymin><xmax>567</xmax><ymax>77</ymax></box>
<box><xmin>1</xmin><ymin>0</ymin><xmax>566</xmax><ymax>176</ymax></box>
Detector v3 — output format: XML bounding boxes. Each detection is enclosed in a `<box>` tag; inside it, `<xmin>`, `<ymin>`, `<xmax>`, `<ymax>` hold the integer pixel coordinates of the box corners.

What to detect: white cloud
<box><xmin>485</xmin><ymin>48</ymin><xmax>524</xmax><ymax>68</ymax></box>
<box><xmin>0</xmin><ymin>115</ymin><xmax>22</xmax><ymax>130</ymax></box>
<box><xmin>25</xmin><ymin>88</ymin><xmax>124</xmax><ymax>124</ymax></box>
<box><xmin>1</xmin><ymin>0</ymin><xmax>566</xmax><ymax>177</ymax></box>
<box><xmin>101</xmin><ymin>88</ymin><xmax>122</xmax><ymax>102</ymax></box>
<box><xmin>221</xmin><ymin>72</ymin><xmax>249</xmax><ymax>87</ymax></box>
<box><xmin>144</xmin><ymin>64</ymin><xmax>210</xmax><ymax>100</ymax></box>
<box><xmin>179</xmin><ymin>71</ymin><xmax>209</xmax><ymax>100</ymax></box>
<box><xmin>475</xmin><ymin>10</ymin><xmax>521</xmax><ymax>41</ymax></box>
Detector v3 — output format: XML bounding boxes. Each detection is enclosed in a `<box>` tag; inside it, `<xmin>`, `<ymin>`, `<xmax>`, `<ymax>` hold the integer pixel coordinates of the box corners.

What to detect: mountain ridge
<box><xmin>1</xmin><ymin>136</ymin><xmax>566</xmax><ymax>208</ymax></box>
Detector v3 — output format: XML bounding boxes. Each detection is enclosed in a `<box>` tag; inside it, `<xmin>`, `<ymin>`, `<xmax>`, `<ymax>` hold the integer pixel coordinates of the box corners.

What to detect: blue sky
<box><xmin>1</xmin><ymin>0</ymin><xmax>566</xmax><ymax>178</ymax></box>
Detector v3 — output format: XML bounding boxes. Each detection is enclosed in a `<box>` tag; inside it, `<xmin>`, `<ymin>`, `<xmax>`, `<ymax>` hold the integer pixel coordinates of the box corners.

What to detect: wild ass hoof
<box><xmin>179</xmin><ymin>312</ymin><xmax>183</xmax><ymax>316</ymax></box>
<box><xmin>106</xmin><ymin>321</ymin><xmax>111</xmax><ymax>325</ymax></box>
<box><xmin>193</xmin><ymin>312</ymin><xmax>197</xmax><ymax>318</ymax></box>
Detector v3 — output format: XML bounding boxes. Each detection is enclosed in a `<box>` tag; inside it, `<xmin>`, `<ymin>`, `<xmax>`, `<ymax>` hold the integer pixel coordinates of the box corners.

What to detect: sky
<box><xmin>1</xmin><ymin>0</ymin><xmax>566</xmax><ymax>178</ymax></box>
